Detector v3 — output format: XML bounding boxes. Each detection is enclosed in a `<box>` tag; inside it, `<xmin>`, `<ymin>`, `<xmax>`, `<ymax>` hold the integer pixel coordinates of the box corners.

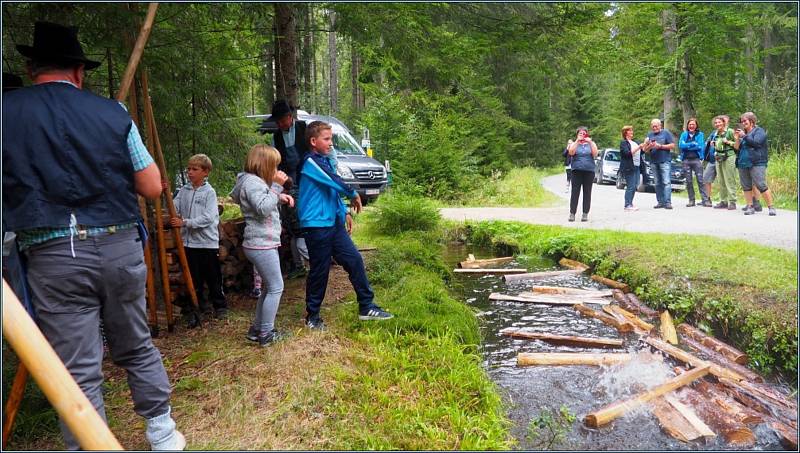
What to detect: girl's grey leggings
<box><xmin>243</xmin><ymin>247</ymin><xmax>284</xmax><ymax>332</ymax></box>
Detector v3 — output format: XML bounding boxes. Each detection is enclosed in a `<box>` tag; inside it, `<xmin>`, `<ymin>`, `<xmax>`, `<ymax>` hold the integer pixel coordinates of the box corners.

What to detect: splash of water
<box><xmin>594</xmin><ymin>349</ymin><xmax>675</xmax><ymax>409</ymax></box>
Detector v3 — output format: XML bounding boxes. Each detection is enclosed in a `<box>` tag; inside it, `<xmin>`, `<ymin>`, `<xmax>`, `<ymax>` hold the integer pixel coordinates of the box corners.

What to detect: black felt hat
<box><xmin>270</xmin><ymin>99</ymin><xmax>293</xmax><ymax>120</ymax></box>
<box><xmin>16</xmin><ymin>21</ymin><xmax>100</xmax><ymax>70</ymax></box>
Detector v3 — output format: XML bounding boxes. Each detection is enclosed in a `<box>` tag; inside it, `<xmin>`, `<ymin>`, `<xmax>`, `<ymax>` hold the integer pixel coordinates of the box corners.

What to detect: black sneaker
<box><xmin>214</xmin><ymin>307</ymin><xmax>228</xmax><ymax>320</ymax></box>
<box><xmin>654</xmin><ymin>204</ymin><xmax>664</xmax><ymax>209</ymax></box>
<box><xmin>744</xmin><ymin>205</ymin><xmax>755</xmax><ymax>215</ymax></box>
<box><xmin>568</xmin><ymin>213</ymin><xmax>575</xmax><ymax>222</ymax></box>
<box><xmin>714</xmin><ymin>201</ymin><xmax>728</xmax><ymax>209</ymax></box>
<box><xmin>359</xmin><ymin>306</ymin><xmax>394</xmax><ymax>321</ymax></box>
<box><xmin>701</xmin><ymin>200</ymin><xmax>713</xmax><ymax>207</ymax></box>
<box><xmin>686</xmin><ymin>201</ymin><xmax>695</xmax><ymax>207</ymax></box>
<box><xmin>306</xmin><ymin>316</ymin><xmax>326</xmax><ymax>330</ymax></box>
<box><xmin>753</xmin><ymin>200</ymin><xmax>763</xmax><ymax>212</ymax></box>
<box><xmin>258</xmin><ymin>330</ymin><xmax>289</xmax><ymax>347</ymax></box>
<box><xmin>246</xmin><ymin>325</ymin><xmax>259</xmax><ymax>342</ymax></box>
<box><xmin>664</xmin><ymin>204</ymin><xmax>673</xmax><ymax>210</ymax></box>
<box><xmin>184</xmin><ymin>312</ymin><xmax>201</xmax><ymax>329</ymax></box>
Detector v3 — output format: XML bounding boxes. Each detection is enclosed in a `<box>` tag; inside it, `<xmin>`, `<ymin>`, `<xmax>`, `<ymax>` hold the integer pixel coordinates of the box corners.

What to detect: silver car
<box><xmin>594</xmin><ymin>149</ymin><xmax>621</xmax><ymax>185</ymax></box>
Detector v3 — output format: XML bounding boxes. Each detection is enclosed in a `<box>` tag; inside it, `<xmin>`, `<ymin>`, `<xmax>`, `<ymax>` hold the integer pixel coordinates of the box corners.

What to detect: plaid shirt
<box><xmin>15</xmin><ymin>80</ymin><xmax>154</xmax><ymax>250</ymax></box>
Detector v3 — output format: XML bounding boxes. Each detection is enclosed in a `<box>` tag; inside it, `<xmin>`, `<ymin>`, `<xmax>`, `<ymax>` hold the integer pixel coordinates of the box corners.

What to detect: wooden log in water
<box><xmin>676</xmin><ymin>324</ymin><xmax>747</xmax><ymax>365</ymax></box>
<box><xmin>770</xmin><ymin>421</ymin><xmax>798</xmax><ymax>450</ymax></box>
<box><xmin>502</xmin><ymin>269</ymin><xmax>583</xmax><ymax>282</ymax></box>
<box><xmin>605</xmin><ymin>305</ymin><xmax>654</xmax><ymax>333</ymax></box>
<box><xmin>518</xmin><ymin>292</ymin><xmax>612</xmax><ymax>304</ymax></box>
<box><xmin>717</xmin><ymin>378</ymin><xmax>798</xmax><ymax>424</ymax></box>
<box><xmin>458</xmin><ymin>256</ymin><xmax>514</xmax><ymax>269</ymax></box>
<box><xmin>590</xmin><ymin>275</ymin><xmax>631</xmax><ymax>292</ymax></box>
<box><xmin>583</xmin><ymin>365</ymin><xmax>710</xmax><ymax>428</ymax></box>
<box><xmin>651</xmin><ymin>395</ymin><xmax>716</xmax><ymax>442</ymax></box>
<box><xmin>642</xmin><ymin>337</ymin><xmax>744</xmax><ymax>382</ymax></box>
<box><xmin>677</xmin><ymin>386</ymin><xmax>755</xmax><ymax>447</ymax></box>
<box><xmin>454</xmin><ymin>268</ymin><xmax>528</xmax><ymax>275</ymax></box>
<box><xmin>558</xmin><ymin>257</ymin><xmax>590</xmax><ymax>271</ymax></box>
<box><xmin>679</xmin><ymin>335</ymin><xmax>763</xmax><ymax>383</ymax></box>
<box><xmin>715</xmin><ymin>379</ymin><xmax>797</xmax><ymax>430</ymax></box>
<box><xmin>500</xmin><ymin>328</ymin><xmax>623</xmax><ymax>348</ymax></box>
<box><xmin>528</xmin><ymin>285</ymin><xmax>613</xmax><ymax>298</ymax></box>
<box><xmin>623</xmin><ymin>292</ymin><xmax>659</xmax><ymax>318</ymax></box>
<box><xmin>659</xmin><ymin>311</ymin><xmax>679</xmax><ymax>345</ymax></box>
<box><xmin>573</xmin><ymin>304</ymin><xmax>634</xmax><ymax>333</ymax></box>
<box><xmin>490</xmin><ymin>293</ymin><xmax>610</xmax><ymax>305</ymax></box>
<box><xmin>517</xmin><ymin>352</ymin><xmax>633</xmax><ymax>367</ymax></box>
<box><xmin>694</xmin><ymin>380</ymin><xmax>763</xmax><ymax>426</ymax></box>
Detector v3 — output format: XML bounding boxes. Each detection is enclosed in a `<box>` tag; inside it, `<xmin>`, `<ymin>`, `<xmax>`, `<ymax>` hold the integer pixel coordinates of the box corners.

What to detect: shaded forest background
<box><xmin>3</xmin><ymin>2</ymin><xmax>797</xmax><ymax>199</ymax></box>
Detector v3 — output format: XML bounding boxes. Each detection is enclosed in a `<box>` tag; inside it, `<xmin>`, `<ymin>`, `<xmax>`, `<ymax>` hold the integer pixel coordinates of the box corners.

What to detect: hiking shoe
<box><xmin>568</xmin><ymin>213</ymin><xmax>575</xmax><ymax>222</ymax></box>
<box><xmin>701</xmin><ymin>200</ymin><xmax>713</xmax><ymax>207</ymax></box>
<box><xmin>769</xmin><ymin>207</ymin><xmax>777</xmax><ymax>216</ymax></box>
<box><xmin>246</xmin><ymin>325</ymin><xmax>259</xmax><ymax>342</ymax></box>
<box><xmin>653</xmin><ymin>204</ymin><xmax>664</xmax><ymax>209</ymax></box>
<box><xmin>214</xmin><ymin>307</ymin><xmax>228</xmax><ymax>320</ymax></box>
<box><xmin>686</xmin><ymin>201</ymin><xmax>696</xmax><ymax>207</ymax></box>
<box><xmin>258</xmin><ymin>330</ymin><xmax>290</xmax><ymax>347</ymax></box>
<box><xmin>714</xmin><ymin>201</ymin><xmax>728</xmax><ymax>209</ymax></box>
<box><xmin>581</xmin><ymin>213</ymin><xmax>589</xmax><ymax>222</ymax></box>
<box><xmin>249</xmin><ymin>287</ymin><xmax>261</xmax><ymax>299</ymax></box>
<box><xmin>664</xmin><ymin>204</ymin><xmax>673</xmax><ymax>210</ymax></box>
<box><xmin>727</xmin><ymin>202</ymin><xmax>736</xmax><ymax>210</ymax></box>
<box><xmin>753</xmin><ymin>199</ymin><xmax>763</xmax><ymax>212</ymax></box>
<box><xmin>744</xmin><ymin>205</ymin><xmax>755</xmax><ymax>215</ymax></box>
<box><xmin>306</xmin><ymin>316</ymin><xmax>326</xmax><ymax>330</ymax></box>
<box><xmin>286</xmin><ymin>266</ymin><xmax>308</xmax><ymax>280</ymax></box>
<box><xmin>359</xmin><ymin>307</ymin><xmax>394</xmax><ymax>321</ymax></box>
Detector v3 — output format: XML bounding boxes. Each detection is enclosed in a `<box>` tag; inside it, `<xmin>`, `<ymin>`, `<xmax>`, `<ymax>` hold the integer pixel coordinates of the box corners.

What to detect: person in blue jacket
<box><xmin>297</xmin><ymin>121</ymin><xmax>394</xmax><ymax>330</ymax></box>
<box><xmin>678</xmin><ymin>117</ymin><xmax>710</xmax><ymax>207</ymax></box>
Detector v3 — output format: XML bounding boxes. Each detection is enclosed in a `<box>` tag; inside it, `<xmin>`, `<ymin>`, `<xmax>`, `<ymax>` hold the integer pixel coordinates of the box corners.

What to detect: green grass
<box><xmin>457</xmin><ymin>220</ymin><xmax>798</xmax><ymax>375</ymax></box>
<box><xmin>454</xmin><ymin>166</ymin><xmax>561</xmax><ymax>207</ymax></box>
<box><xmin>766</xmin><ymin>150</ymin><xmax>797</xmax><ymax>210</ymax></box>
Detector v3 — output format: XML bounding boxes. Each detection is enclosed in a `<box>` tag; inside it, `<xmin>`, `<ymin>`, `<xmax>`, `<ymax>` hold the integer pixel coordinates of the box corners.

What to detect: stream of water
<box><xmin>442</xmin><ymin>243</ymin><xmax>788</xmax><ymax>451</ymax></box>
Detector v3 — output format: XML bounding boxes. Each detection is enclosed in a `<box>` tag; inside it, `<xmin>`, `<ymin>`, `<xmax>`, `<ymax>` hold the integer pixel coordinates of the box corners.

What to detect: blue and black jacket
<box><xmin>297</xmin><ymin>152</ymin><xmax>357</xmax><ymax>228</ymax></box>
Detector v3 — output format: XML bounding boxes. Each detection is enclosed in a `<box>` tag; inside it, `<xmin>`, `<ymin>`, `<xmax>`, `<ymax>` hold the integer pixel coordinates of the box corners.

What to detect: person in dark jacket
<box><xmin>2</xmin><ymin>21</ymin><xmax>183</xmax><ymax>450</ymax></box>
<box><xmin>734</xmin><ymin>112</ymin><xmax>776</xmax><ymax>216</ymax></box>
<box><xmin>619</xmin><ymin>125</ymin><xmax>645</xmax><ymax>211</ymax></box>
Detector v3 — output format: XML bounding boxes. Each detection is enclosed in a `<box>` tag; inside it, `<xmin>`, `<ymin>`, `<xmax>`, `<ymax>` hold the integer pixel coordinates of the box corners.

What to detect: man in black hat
<box><xmin>2</xmin><ymin>22</ymin><xmax>184</xmax><ymax>450</ymax></box>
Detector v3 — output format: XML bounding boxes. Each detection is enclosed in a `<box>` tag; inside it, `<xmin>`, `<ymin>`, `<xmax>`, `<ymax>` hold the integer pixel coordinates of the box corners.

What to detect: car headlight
<box><xmin>338</xmin><ymin>165</ymin><xmax>355</xmax><ymax>180</ymax></box>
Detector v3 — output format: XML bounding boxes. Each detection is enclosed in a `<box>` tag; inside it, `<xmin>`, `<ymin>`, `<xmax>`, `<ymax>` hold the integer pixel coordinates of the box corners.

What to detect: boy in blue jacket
<box><xmin>298</xmin><ymin>121</ymin><xmax>393</xmax><ymax>330</ymax></box>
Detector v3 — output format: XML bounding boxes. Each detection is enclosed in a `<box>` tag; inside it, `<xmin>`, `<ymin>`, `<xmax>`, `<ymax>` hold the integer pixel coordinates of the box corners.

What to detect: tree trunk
<box><xmin>264</xmin><ymin>40</ymin><xmax>274</xmax><ymax>107</ymax></box>
<box><xmin>328</xmin><ymin>9</ymin><xmax>338</xmax><ymax>113</ymax></box>
<box><xmin>274</xmin><ymin>3</ymin><xmax>299</xmax><ymax>108</ymax></box>
<box><xmin>762</xmin><ymin>21</ymin><xmax>772</xmax><ymax>99</ymax></box>
<box><xmin>302</xmin><ymin>4</ymin><xmax>312</xmax><ymax>107</ymax></box>
<box><xmin>660</xmin><ymin>7</ymin><xmax>678</xmax><ymax>132</ymax></box>
<box><xmin>351</xmin><ymin>42</ymin><xmax>364</xmax><ymax>112</ymax></box>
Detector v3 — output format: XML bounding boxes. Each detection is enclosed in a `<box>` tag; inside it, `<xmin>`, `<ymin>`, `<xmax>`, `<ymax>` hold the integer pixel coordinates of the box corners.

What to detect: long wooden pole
<box><xmin>2</xmin><ymin>365</ymin><xmax>29</xmax><ymax>448</ymax></box>
<box><xmin>2</xmin><ymin>281</ymin><xmax>123</xmax><ymax>450</ymax></box>
<box><xmin>140</xmin><ymin>70</ymin><xmax>200</xmax><ymax>312</ymax></box>
<box><xmin>517</xmin><ymin>352</ymin><xmax>633</xmax><ymax>367</ymax></box>
<box><xmin>115</xmin><ymin>2</ymin><xmax>159</xmax><ymax>102</ymax></box>
<box><xmin>643</xmin><ymin>336</ymin><xmax>744</xmax><ymax>382</ymax></box>
<box><xmin>677</xmin><ymin>323</ymin><xmax>748</xmax><ymax>365</ymax></box>
<box><xmin>583</xmin><ymin>364</ymin><xmax>710</xmax><ymax>428</ymax></box>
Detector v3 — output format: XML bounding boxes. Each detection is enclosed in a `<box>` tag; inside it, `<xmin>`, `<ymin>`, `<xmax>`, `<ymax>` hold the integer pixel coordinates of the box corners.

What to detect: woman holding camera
<box><xmin>566</xmin><ymin>126</ymin><xmax>598</xmax><ymax>222</ymax></box>
<box><xmin>711</xmin><ymin>115</ymin><xmax>738</xmax><ymax>210</ymax></box>
<box><xmin>619</xmin><ymin>126</ymin><xmax>645</xmax><ymax>211</ymax></box>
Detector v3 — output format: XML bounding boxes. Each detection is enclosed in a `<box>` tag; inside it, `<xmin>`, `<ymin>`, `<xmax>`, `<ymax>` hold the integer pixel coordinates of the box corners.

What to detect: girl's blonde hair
<box><xmin>244</xmin><ymin>144</ymin><xmax>281</xmax><ymax>183</ymax></box>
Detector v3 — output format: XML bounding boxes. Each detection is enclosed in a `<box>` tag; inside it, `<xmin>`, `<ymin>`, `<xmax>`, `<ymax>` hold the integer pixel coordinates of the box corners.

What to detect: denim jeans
<box><xmin>624</xmin><ymin>170</ymin><xmax>640</xmax><ymax>207</ymax></box>
<box><xmin>652</xmin><ymin>161</ymin><xmax>672</xmax><ymax>205</ymax></box>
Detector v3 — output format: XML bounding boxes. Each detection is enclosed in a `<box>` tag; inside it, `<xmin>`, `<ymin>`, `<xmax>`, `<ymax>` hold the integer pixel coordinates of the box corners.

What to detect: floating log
<box><xmin>677</xmin><ymin>387</ymin><xmax>755</xmax><ymax>447</ymax></box>
<box><xmin>502</xmin><ymin>269</ymin><xmax>583</xmax><ymax>282</ymax></box>
<box><xmin>558</xmin><ymin>257</ymin><xmax>590</xmax><ymax>271</ymax></box>
<box><xmin>651</xmin><ymin>395</ymin><xmax>715</xmax><ymax>442</ymax></box>
<box><xmin>676</xmin><ymin>324</ymin><xmax>747</xmax><ymax>365</ymax></box>
<box><xmin>584</xmin><ymin>365</ymin><xmax>710</xmax><ymax>428</ymax></box>
<box><xmin>716</xmin><ymin>378</ymin><xmax>797</xmax><ymax>427</ymax></box>
<box><xmin>694</xmin><ymin>380</ymin><xmax>763</xmax><ymax>426</ymax></box>
<box><xmin>717</xmin><ymin>378</ymin><xmax>797</xmax><ymax>423</ymax></box>
<box><xmin>770</xmin><ymin>421</ymin><xmax>798</xmax><ymax>450</ymax></box>
<box><xmin>517</xmin><ymin>352</ymin><xmax>633</xmax><ymax>367</ymax></box>
<box><xmin>642</xmin><ymin>337</ymin><xmax>744</xmax><ymax>382</ymax></box>
<box><xmin>622</xmin><ymin>292</ymin><xmax>659</xmax><ymax>318</ymax></box>
<box><xmin>659</xmin><ymin>311</ymin><xmax>678</xmax><ymax>345</ymax></box>
<box><xmin>605</xmin><ymin>305</ymin><xmax>654</xmax><ymax>333</ymax></box>
<box><xmin>519</xmin><ymin>291</ymin><xmax>611</xmax><ymax>302</ymax></box>
<box><xmin>458</xmin><ymin>256</ymin><xmax>514</xmax><ymax>269</ymax></box>
<box><xmin>590</xmin><ymin>275</ymin><xmax>631</xmax><ymax>292</ymax></box>
<box><xmin>574</xmin><ymin>304</ymin><xmax>634</xmax><ymax>333</ymax></box>
<box><xmin>528</xmin><ymin>286</ymin><xmax>613</xmax><ymax>298</ymax></box>
<box><xmin>490</xmin><ymin>293</ymin><xmax>610</xmax><ymax>306</ymax></box>
<box><xmin>679</xmin><ymin>335</ymin><xmax>763</xmax><ymax>383</ymax></box>
<box><xmin>454</xmin><ymin>268</ymin><xmax>528</xmax><ymax>275</ymax></box>
<box><xmin>500</xmin><ymin>328</ymin><xmax>623</xmax><ymax>348</ymax></box>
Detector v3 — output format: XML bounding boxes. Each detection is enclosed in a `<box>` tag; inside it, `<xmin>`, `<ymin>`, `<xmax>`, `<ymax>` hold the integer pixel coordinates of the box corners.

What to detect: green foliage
<box><xmin>458</xmin><ymin>167</ymin><xmax>561</xmax><ymax>207</ymax></box>
<box><xmin>766</xmin><ymin>149</ymin><xmax>798</xmax><ymax>210</ymax></box>
<box><xmin>527</xmin><ymin>405</ymin><xmax>576</xmax><ymax>449</ymax></box>
<box><xmin>370</xmin><ymin>193</ymin><xmax>441</xmax><ymax>235</ymax></box>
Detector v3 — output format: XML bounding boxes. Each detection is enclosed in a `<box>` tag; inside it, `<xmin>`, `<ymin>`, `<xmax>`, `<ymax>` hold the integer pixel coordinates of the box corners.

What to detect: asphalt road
<box><xmin>441</xmin><ymin>174</ymin><xmax>798</xmax><ymax>251</ymax></box>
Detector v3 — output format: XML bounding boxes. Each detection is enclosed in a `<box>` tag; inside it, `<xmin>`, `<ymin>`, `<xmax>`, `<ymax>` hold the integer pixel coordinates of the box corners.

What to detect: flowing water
<box><xmin>443</xmin><ymin>243</ymin><xmax>789</xmax><ymax>451</ymax></box>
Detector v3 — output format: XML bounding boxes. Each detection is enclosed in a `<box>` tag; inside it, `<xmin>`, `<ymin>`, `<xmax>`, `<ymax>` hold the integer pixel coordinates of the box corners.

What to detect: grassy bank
<box><xmin>455</xmin><ymin>220</ymin><xmax>797</xmax><ymax>375</ymax></box>
<box><xmin>4</xmin><ymin>200</ymin><xmax>510</xmax><ymax>450</ymax></box>
<box><xmin>453</xmin><ymin>166</ymin><xmax>561</xmax><ymax>208</ymax></box>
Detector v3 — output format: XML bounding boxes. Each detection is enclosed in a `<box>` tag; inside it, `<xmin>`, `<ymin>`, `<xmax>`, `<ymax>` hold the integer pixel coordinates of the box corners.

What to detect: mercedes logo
<box><xmin>367</xmin><ymin>171</ymin><xmax>375</xmax><ymax>179</ymax></box>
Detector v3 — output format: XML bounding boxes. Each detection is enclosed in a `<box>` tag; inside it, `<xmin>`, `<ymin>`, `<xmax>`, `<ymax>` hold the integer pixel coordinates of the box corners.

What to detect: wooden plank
<box><xmin>558</xmin><ymin>257</ymin><xmax>590</xmax><ymax>271</ymax></box>
<box><xmin>503</xmin><ymin>269</ymin><xmax>583</xmax><ymax>282</ymax></box>
<box><xmin>489</xmin><ymin>293</ymin><xmax>610</xmax><ymax>306</ymax></box>
<box><xmin>454</xmin><ymin>268</ymin><xmax>528</xmax><ymax>275</ymax></box>
<box><xmin>500</xmin><ymin>328</ymin><xmax>623</xmax><ymax>348</ymax></box>
<box><xmin>624</xmin><ymin>292</ymin><xmax>659</xmax><ymax>318</ymax></box>
<box><xmin>528</xmin><ymin>285</ymin><xmax>613</xmax><ymax>297</ymax></box>
<box><xmin>651</xmin><ymin>397</ymin><xmax>713</xmax><ymax>443</ymax></box>
<box><xmin>590</xmin><ymin>274</ymin><xmax>631</xmax><ymax>292</ymax></box>
<box><xmin>517</xmin><ymin>352</ymin><xmax>633</xmax><ymax>367</ymax></box>
<box><xmin>643</xmin><ymin>337</ymin><xmax>744</xmax><ymax>382</ymax></box>
<box><xmin>520</xmin><ymin>291</ymin><xmax>611</xmax><ymax>301</ymax></box>
<box><xmin>458</xmin><ymin>256</ymin><xmax>514</xmax><ymax>269</ymax></box>
<box><xmin>605</xmin><ymin>305</ymin><xmax>654</xmax><ymax>333</ymax></box>
<box><xmin>679</xmin><ymin>335</ymin><xmax>764</xmax><ymax>383</ymax></box>
<box><xmin>678</xmin><ymin>386</ymin><xmax>755</xmax><ymax>447</ymax></box>
<box><xmin>663</xmin><ymin>394</ymin><xmax>716</xmax><ymax>439</ymax></box>
<box><xmin>583</xmin><ymin>365</ymin><xmax>710</xmax><ymax>428</ymax></box>
<box><xmin>573</xmin><ymin>304</ymin><xmax>634</xmax><ymax>333</ymax></box>
<box><xmin>677</xmin><ymin>323</ymin><xmax>747</xmax><ymax>365</ymax></box>
<box><xmin>659</xmin><ymin>311</ymin><xmax>679</xmax><ymax>345</ymax></box>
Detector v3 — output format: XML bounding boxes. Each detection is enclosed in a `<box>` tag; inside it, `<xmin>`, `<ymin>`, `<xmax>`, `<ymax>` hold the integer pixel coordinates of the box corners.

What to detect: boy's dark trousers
<box><xmin>182</xmin><ymin>247</ymin><xmax>226</xmax><ymax>315</ymax></box>
<box><xmin>303</xmin><ymin>219</ymin><xmax>374</xmax><ymax>320</ymax></box>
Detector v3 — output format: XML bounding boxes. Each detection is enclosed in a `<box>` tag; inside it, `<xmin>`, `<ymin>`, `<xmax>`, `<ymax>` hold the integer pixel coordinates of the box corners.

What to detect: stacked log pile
<box><xmin>218</xmin><ymin>219</ymin><xmax>251</xmax><ymax>291</ymax></box>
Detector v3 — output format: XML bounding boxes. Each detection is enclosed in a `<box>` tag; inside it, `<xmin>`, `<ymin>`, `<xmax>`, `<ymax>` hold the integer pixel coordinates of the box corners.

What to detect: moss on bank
<box><xmin>455</xmin><ymin>220</ymin><xmax>797</xmax><ymax>376</ymax></box>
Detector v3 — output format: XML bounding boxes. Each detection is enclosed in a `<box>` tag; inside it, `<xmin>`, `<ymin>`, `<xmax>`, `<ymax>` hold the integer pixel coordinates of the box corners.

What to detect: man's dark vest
<box><xmin>273</xmin><ymin>120</ymin><xmax>308</xmax><ymax>184</ymax></box>
<box><xmin>2</xmin><ymin>82</ymin><xmax>140</xmax><ymax>231</ymax></box>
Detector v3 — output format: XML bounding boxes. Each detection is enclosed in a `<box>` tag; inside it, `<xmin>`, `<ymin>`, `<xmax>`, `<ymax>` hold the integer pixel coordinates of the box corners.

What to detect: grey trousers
<box><xmin>25</xmin><ymin>228</ymin><xmax>171</xmax><ymax>449</ymax></box>
<box><xmin>682</xmin><ymin>158</ymin><xmax>709</xmax><ymax>202</ymax></box>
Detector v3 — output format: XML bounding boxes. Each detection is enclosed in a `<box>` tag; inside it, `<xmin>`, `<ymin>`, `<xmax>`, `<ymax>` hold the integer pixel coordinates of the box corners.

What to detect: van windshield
<box><xmin>331</xmin><ymin>125</ymin><xmax>365</xmax><ymax>156</ymax></box>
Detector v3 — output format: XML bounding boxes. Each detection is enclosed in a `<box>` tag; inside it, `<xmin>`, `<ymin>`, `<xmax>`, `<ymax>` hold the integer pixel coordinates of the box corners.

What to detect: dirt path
<box><xmin>441</xmin><ymin>174</ymin><xmax>797</xmax><ymax>251</ymax></box>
